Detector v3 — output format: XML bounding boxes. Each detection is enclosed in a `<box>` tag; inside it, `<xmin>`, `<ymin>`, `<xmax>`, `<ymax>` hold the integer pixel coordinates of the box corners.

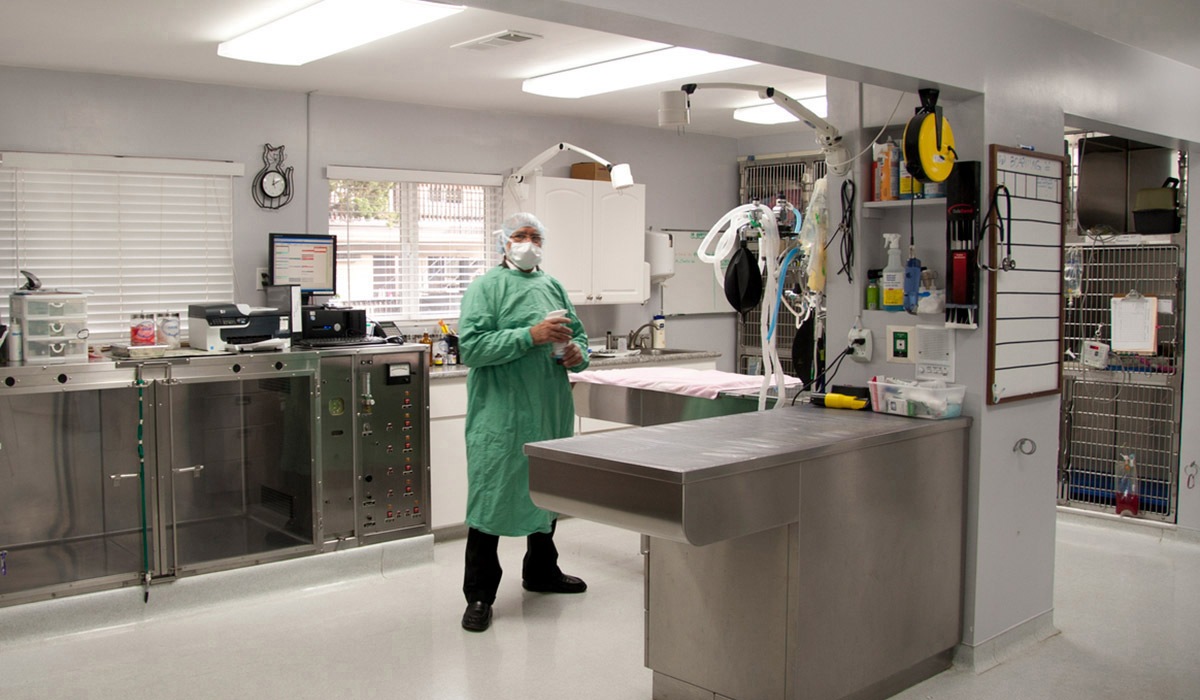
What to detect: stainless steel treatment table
<box><xmin>525</xmin><ymin>401</ymin><xmax>971</xmax><ymax>700</ymax></box>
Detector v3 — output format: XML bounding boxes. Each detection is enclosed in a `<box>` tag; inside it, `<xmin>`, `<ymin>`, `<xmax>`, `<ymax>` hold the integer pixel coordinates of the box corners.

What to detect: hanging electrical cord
<box><xmin>790</xmin><ymin>345</ymin><xmax>853</xmax><ymax>405</ymax></box>
<box><xmin>978</xmin><ymin>184</ymin><xmax>1016</xmax><ymax>271</ymax></box>
<box><xmin>823</xmin><ymin>90</ymin><xmax>909</xmax><ymax>172</ymax></box>
<box><xmin>825</xmin><ymin>179</ymin><xmax>856</xmax><ymax>282</ymax></box>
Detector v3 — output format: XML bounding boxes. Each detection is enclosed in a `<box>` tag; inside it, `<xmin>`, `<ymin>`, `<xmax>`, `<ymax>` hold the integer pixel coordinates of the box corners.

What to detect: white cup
<box><xmin>544</xmin><ymin>309</ymin><xmax>568</xmax><ymax>357</ymax></box>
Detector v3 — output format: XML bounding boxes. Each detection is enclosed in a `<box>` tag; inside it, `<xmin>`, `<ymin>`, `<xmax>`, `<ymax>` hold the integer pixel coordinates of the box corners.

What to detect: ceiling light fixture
<box><xmin>522</xmin><ymin>47</ymin><xmax>756</xmax><ymax>99</ymax></box>
<box><xmin>733</xmin><ymin>96</ymin><xmax>827</xmax><ymax>124</ymax></box>
<box><xmin>218</xmin><ymin>0</ymin><xmax>465</xmax><ymax>66</ymax></box>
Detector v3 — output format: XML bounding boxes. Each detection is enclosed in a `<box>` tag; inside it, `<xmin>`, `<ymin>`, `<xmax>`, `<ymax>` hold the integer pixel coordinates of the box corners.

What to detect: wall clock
<box><xmin>252</xmin><ymin>143</ymin><xmax>294</xmax><ymax>209</ymax></box>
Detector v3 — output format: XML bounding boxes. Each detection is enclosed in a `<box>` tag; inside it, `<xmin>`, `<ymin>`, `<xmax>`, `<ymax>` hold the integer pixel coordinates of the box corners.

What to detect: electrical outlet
<box><xmin>848</xmin><ymin>327</ymin><xmax>873</xmax><ymax>362</ymax></box>
<box><xmin>256</xmin><ymin>267</ymin><xmax>269</xmax><ymax>291</ymax></box>
<box><xmin>886</xmin><ymin>325</ymin><xmax>915</xmax><ymax>364</ymax></box>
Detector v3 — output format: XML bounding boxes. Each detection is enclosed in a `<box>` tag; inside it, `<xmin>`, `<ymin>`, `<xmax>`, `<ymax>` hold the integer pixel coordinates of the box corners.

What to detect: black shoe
<box><xmin>461</xmin><ymin>601</ymin><xmax>492</xmax><ymax>632</ymax></box>
<box><xmin>522</xmin><ymin>573</ymin><xmax>588</xmax><ymax>594</ymax></box>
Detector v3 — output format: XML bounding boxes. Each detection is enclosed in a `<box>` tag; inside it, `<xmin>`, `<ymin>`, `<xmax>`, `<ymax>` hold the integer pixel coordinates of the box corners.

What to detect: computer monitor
<box><xmin>269</xmin><ymin>233</ymin><xmax>336</xmax><ymax>304</ymax></box>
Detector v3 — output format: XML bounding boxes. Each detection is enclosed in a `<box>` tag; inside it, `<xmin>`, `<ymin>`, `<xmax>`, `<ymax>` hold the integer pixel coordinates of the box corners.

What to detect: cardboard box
<box><xmin>570</xmin><ymin>162</ymin><xmax>611</xmax><ymax>181</ymax></box>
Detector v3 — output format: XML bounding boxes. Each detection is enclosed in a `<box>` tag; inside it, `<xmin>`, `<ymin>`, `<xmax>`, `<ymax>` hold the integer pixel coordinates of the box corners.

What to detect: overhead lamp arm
<box><xmin>672</xmin><ymin>83</ymin><xmax>851</xmax><ymax>176</ymax></box>
<box><xmin>510</xmin><ymin>142</ymin><xmax>634</xmax><ymax>189</ymax></box>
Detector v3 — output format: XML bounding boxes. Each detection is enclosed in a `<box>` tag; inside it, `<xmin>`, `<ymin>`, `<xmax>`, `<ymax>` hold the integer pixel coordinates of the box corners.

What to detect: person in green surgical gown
<box><xmin>458</xmin><ymin>212</ymin><xmax>590</xmax><ymax>633</ymax></box>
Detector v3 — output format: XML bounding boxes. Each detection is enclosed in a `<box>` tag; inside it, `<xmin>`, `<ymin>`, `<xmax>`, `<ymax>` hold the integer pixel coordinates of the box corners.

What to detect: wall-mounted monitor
<box><xmin>269</xmin><ymin>233</ymin><xmax>336</xmax><ymax>303</ymax></box>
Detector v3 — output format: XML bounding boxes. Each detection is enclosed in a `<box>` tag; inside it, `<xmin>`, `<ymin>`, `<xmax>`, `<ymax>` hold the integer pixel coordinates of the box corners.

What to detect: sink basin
<box><xmin>639</xmin><ymin>348</ymin><xmax>696</xmax><ymax>356</ymax></box>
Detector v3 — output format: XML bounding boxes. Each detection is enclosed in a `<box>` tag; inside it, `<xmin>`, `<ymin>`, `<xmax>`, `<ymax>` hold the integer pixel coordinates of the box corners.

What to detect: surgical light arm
<box><xmin>510</xmin><ymin>142</ymin><xmax>634</xmax><ymax>190</ymax></box>
<box><xmin>662</xmin><ymin>83</ymin><xmax>851</xmax><ymax>176</ymax></box>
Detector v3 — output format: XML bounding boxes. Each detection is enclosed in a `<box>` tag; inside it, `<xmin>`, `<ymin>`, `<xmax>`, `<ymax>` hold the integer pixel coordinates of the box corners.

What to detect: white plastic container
<box><xmin>868</xmin><ymin>377</ymin><xmax>966</xmax><ymax>420</ymax></box>
<box><xmin>7</xmin><ymin>321</ymin><xmax>22</xmax><ymax>363</ymax></box>
<box><xmin>24</xmin><ymin>318</ymin><xmax>88</xmax><ymax>339</ymax></box>
<box><xmin>544</xmin><ymin>309</ymin><xmax>568</xmax><ymax>358</ymax></box>
<box><xmin>651</xmin><ymin>315</ymin><xmax>666</xmax><ymax>348</ymax></box>
<box><xmin>10</xmin><ymin>292</ymin><xmax>88</xmax><ymax>363</ymax></box>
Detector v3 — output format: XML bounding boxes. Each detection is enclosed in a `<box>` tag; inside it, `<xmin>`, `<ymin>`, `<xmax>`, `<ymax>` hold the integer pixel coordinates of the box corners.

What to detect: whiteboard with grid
<box><xmin>987</xmin><ymin>145</ymin><xmax>1068</xmax><ymax>404</ymax></box>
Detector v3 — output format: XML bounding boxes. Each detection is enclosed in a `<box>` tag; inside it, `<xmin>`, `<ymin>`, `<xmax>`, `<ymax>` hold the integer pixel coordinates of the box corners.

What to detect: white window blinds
<box><xmin>0</xmin><ymin>153</ymin><xmax>240</xmax><ymax>343</ymax></box>
<box><xmin>326</xmin><ymin>167</ymin><xmax>503</xmax><ymax>323</ymax></box>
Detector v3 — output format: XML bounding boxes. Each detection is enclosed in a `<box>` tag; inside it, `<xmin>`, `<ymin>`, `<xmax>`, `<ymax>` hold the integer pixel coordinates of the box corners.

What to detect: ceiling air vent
<box><xmin>452</xmin><ymin>30</ymin><xmax>542</xmax><ymax>51</ymax></box>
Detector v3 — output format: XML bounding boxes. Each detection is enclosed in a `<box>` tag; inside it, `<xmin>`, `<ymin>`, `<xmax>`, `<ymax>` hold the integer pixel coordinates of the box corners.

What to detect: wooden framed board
<box><xmin>986</xmin><ymin>144</ymin><xmax>1068</xmax><ymax>404</ymax></box>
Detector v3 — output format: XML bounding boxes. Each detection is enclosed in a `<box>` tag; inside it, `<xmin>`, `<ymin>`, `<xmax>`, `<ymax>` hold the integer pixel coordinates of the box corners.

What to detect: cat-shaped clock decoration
<box><xmin>252</xmin><ymin>143</ymin><xmax>294</xmax><ymax>209</ymax></box>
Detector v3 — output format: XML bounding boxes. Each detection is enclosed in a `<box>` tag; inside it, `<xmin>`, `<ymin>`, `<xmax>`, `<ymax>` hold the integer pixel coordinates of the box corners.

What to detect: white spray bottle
<box><xmin>882</xmin><ymin>233</ymin><xmax>904</xmax><ymax>312</ymax></box>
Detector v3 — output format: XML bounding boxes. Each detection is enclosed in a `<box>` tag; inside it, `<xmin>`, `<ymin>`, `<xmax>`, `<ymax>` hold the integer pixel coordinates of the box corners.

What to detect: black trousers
<box><xmin>463</xmin><ymin>519</ymin><xmax>562</xmax><ymax>604</ymax></box>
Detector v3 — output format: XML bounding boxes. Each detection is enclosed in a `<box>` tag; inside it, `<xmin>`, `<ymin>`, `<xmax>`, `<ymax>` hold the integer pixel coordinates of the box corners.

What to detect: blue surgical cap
<box><xmin>496</xmin><ymin>212</ymin><xmax>547</xmax><ymax>256</ymax></box>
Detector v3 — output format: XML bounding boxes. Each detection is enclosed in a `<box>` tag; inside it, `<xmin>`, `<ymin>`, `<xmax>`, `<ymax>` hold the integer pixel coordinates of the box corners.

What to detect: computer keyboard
<box><xmin>295</xmin><ymin>335</ymin><xmax>387</xmax><ymax>348</ymax></box>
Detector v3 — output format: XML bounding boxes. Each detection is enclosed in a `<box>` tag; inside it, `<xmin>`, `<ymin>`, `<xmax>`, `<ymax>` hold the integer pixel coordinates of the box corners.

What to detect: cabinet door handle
<box><xmin>595</xmin><ymin>295</ymin><xmax>602</xmax><ymax>301</ymax></box>
<box><xmin>586</xmin><ymin>295</ymin><xmax>594</xmax><ymax>300</ymax></box>
<box><xmin>109</xmin><ymin>473</ymin><xmax>140</xmax><ymax>486</ymax></box>
<box><xmin>173</xmin><ymin>464</ymin><xmax>205</xmax><ymax>478</ymax></box>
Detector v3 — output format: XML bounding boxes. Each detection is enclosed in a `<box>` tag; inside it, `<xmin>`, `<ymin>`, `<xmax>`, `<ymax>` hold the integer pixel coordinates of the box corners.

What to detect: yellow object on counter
<box><xmin>810</xmin><ymin>392</ymin><xmax>868</xmax><ymax>410</ymax></box>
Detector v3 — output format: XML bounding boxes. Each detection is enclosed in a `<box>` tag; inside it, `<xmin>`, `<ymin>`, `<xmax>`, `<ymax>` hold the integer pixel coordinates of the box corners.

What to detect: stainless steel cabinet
<box><xmin>0</xmin><ymin>346</ymin><xmax>429</xmax><ymax>609</ymax></box>
<box><xmin>1</xmin><ymin>354</ymin><xmax>321</xmax><ymax>606</ymax></box>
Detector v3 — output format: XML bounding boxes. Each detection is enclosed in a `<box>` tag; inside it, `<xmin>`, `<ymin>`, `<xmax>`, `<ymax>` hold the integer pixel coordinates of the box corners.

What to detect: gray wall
<box><xmin>0</xmin><ymin>65</ymin><xmax>740</xmax><ymax>371</ymax></box>
<box><xmin>464</xmin><ymin>0</ymin><xmax>1200</xmax><ymax>652</ymax></box>
<box><xmin>307</xmin><ymin>94</ymin><xmax>740</xmax><ymax>368</ymax></box>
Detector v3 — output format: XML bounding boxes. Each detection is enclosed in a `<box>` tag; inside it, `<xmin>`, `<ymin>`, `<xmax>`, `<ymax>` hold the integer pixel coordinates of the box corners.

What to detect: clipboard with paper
<box><xmin>1110</xmin><ymin>292</ymin><xmax>1157</xmax><ymax>353</ymax></box>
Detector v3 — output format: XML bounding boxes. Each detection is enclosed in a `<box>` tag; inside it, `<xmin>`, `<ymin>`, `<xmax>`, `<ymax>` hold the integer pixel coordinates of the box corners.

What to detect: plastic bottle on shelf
<box><xmin>7</xmin><ymin>320</ymin><xmax>23</xmax><ymax>363</ymax></box>
<box><xmin>866</xmin><ymin>271</ymin><xmax>881</xmax><ymax>310</ymax></box>
<box><xmin>881</xmin><ymin>234</ymin><xmax>905</xmax><ymax>311</ymax></box>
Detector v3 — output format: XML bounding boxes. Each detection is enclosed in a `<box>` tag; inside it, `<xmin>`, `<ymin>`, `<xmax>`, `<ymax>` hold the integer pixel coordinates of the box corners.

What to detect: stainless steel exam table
<box><xmin>526</xmin><ymin>386</ymin><xmax>970</xmax><ymax>700</ymax></box>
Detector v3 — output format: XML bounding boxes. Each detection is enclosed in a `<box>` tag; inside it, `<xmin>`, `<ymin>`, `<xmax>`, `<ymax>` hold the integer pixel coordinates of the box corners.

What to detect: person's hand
<box><xmin>529</xmin><ymin>316</ymin><xmax>572</xmax><ymax>345</ymax></box>
<box><xmin>558</xmin><ymin>342</ymin><xmax>584</xmax><ymax>368</ymax></box>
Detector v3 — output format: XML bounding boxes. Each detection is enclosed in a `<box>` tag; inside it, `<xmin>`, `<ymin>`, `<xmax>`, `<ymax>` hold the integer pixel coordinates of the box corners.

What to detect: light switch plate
<box><xmin>886</xmin><ymin>325</ymin><xmax>915</xmax><ymax>364</ymax></box>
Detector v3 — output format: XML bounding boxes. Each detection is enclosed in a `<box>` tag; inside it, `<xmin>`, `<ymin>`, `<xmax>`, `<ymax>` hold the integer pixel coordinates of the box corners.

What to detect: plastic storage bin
<box><xmin>10</xmin><ymin>292</ymin><xmax>89</xmax><ymax>363</ymax></box>
<box><xmin>24</xmin><ymin>338</ymin><xmax>88</xmax><ymax>362</ymax></box>
<box><xmin>24</xmin><ymin>318</ymin><xmax>88</xmax><ymax>339</ymax></box>
<box><xmin>12</xmin><ymin>295</ymin><xmax>88</xmax><ymax>318</ymax></box>
<box><xmin>869</xmin><ymin>378</ymin><xmax>966</xmax><ymax>420</ymax></box>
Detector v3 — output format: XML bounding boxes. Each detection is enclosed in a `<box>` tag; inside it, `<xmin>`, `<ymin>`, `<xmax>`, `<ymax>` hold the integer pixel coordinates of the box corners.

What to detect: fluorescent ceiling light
<box><xmin>733</xmin><ymin>96</ymin><xmax>828</xmax><ymax>124</ymax></box>
<box><xmin>218</xmin><ymin>0</ymin><xmax>465</xmax><ymax>66</ymax></box>
<box><xmin>523</xmin><ymin>47</ymin><xmax>757</xmax><ymax>99</ymax></box>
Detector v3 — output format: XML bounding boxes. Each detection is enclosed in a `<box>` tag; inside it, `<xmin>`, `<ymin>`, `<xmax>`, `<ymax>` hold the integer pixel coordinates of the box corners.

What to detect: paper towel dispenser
<box><xmin>647</xmin><ymin>231</ymin><xmax>675</xmax><ymax>284</ymax></box>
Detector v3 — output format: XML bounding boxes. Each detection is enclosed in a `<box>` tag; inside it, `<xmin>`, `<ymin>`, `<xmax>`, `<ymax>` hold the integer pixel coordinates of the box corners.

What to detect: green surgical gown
<box><xmin>459</xmin><ymin>265</ymin><xmax>589</xmax><ymax>537</ymax></box>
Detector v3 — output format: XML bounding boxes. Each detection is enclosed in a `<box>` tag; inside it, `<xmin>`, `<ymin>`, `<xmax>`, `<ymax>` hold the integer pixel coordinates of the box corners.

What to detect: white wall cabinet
<box><xmin>506</xmin><ymin>175</ymin><xmax>648</xmax><ymax>305</ymax></box>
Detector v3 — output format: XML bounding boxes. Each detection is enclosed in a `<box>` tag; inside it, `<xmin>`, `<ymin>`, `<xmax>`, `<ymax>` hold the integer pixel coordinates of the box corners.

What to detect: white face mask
<box><xmin>508</xmin><ymin>240</ymin><xmax>543</xmax><ymax>271</ymax></box>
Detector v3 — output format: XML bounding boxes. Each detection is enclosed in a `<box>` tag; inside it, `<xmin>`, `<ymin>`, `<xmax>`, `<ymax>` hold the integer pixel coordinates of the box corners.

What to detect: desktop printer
<box><xmin>188</xmin><ymin>303</ymin><xmax>291</xmax><ymax>352</ymax></box>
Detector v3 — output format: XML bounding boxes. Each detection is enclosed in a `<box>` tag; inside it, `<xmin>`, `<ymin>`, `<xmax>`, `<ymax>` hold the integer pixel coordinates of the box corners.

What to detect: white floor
<box><xmin>1</xmin><ymin>516</ymin><xmax>1197</xmax><ymax>699</ymax></box>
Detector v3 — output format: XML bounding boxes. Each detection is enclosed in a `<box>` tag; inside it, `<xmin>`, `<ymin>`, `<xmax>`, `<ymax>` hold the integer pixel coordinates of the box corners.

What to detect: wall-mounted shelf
<box><xmin>862</xmin><ymin>198</ymin><xmax>945</xmax><ymax>219</ymax></box>
<box><xmin>863</xmin><ymin>198</ymin><xmax>944</xmax><ymax>209</ymax></box>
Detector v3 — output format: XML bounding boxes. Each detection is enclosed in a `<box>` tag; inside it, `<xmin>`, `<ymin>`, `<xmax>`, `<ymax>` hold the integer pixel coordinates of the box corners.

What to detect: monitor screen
<box><xmin>269</xmin><ymin>233</ymin><xmax>336</xmax><ymax>298</ymax></box>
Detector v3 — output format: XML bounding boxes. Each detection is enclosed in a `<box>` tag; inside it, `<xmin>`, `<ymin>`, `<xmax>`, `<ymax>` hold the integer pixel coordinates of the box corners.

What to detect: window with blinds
<box><xmin>327</xmin><ymin>170</ymin><xmax>502</xmax><ymax>322</ymax></box>
<box><xmin>0</xmin><ymin>153</ymin><xmax>239</xmax><ymax>343</ymax></box>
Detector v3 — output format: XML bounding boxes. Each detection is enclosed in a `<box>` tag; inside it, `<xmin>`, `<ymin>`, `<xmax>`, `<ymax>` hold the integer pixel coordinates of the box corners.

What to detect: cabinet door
<box><xmin>430</xmin><ymin>415</ymin><xmax>468</xmax><ymax>530</ymax></box>
<box><xmin>535</xmin><ymin>177</ymin><xmax>593</xmax><ymax>304</ymax></box>
<box><xmin>430</xmin><ymin>378</ymin><xmax>469</xmax><ymax>530</ymax></box>
<box><xmin>591</xmin><ymin>183</ymin><xmax>647</xmax><ymax>304</ymax></box>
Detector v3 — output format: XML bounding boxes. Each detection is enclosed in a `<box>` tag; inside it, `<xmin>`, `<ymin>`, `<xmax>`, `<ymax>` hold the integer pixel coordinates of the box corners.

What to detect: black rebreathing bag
<box><xmin>724</xmin><ymin>241</ymin><xmax>764</xmax><ymax>314</ymax></box>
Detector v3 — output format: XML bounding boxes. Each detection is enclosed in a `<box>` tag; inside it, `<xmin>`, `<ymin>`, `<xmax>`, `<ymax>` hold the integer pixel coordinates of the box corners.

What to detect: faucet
<box><xmin>628</xmin><ymin>322</ymin><xmax>654</xmax><ymax>350</ymax></box>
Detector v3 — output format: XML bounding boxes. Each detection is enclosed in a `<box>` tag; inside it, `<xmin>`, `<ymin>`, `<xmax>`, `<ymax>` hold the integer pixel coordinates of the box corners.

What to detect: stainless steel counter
<box><xmin>526</xmin><ymin>405</ymin><xmax>968</xmax><ymax>546</ymax></box>
<box><xmin>0</xmin><ymin>344</ymin><xmax>428</xmax><ymax>609</ymax></box>
<box><xmin>524</xmin><ymin>403</ymin><xmax>971</xmax><ymax>700</ymax></box>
